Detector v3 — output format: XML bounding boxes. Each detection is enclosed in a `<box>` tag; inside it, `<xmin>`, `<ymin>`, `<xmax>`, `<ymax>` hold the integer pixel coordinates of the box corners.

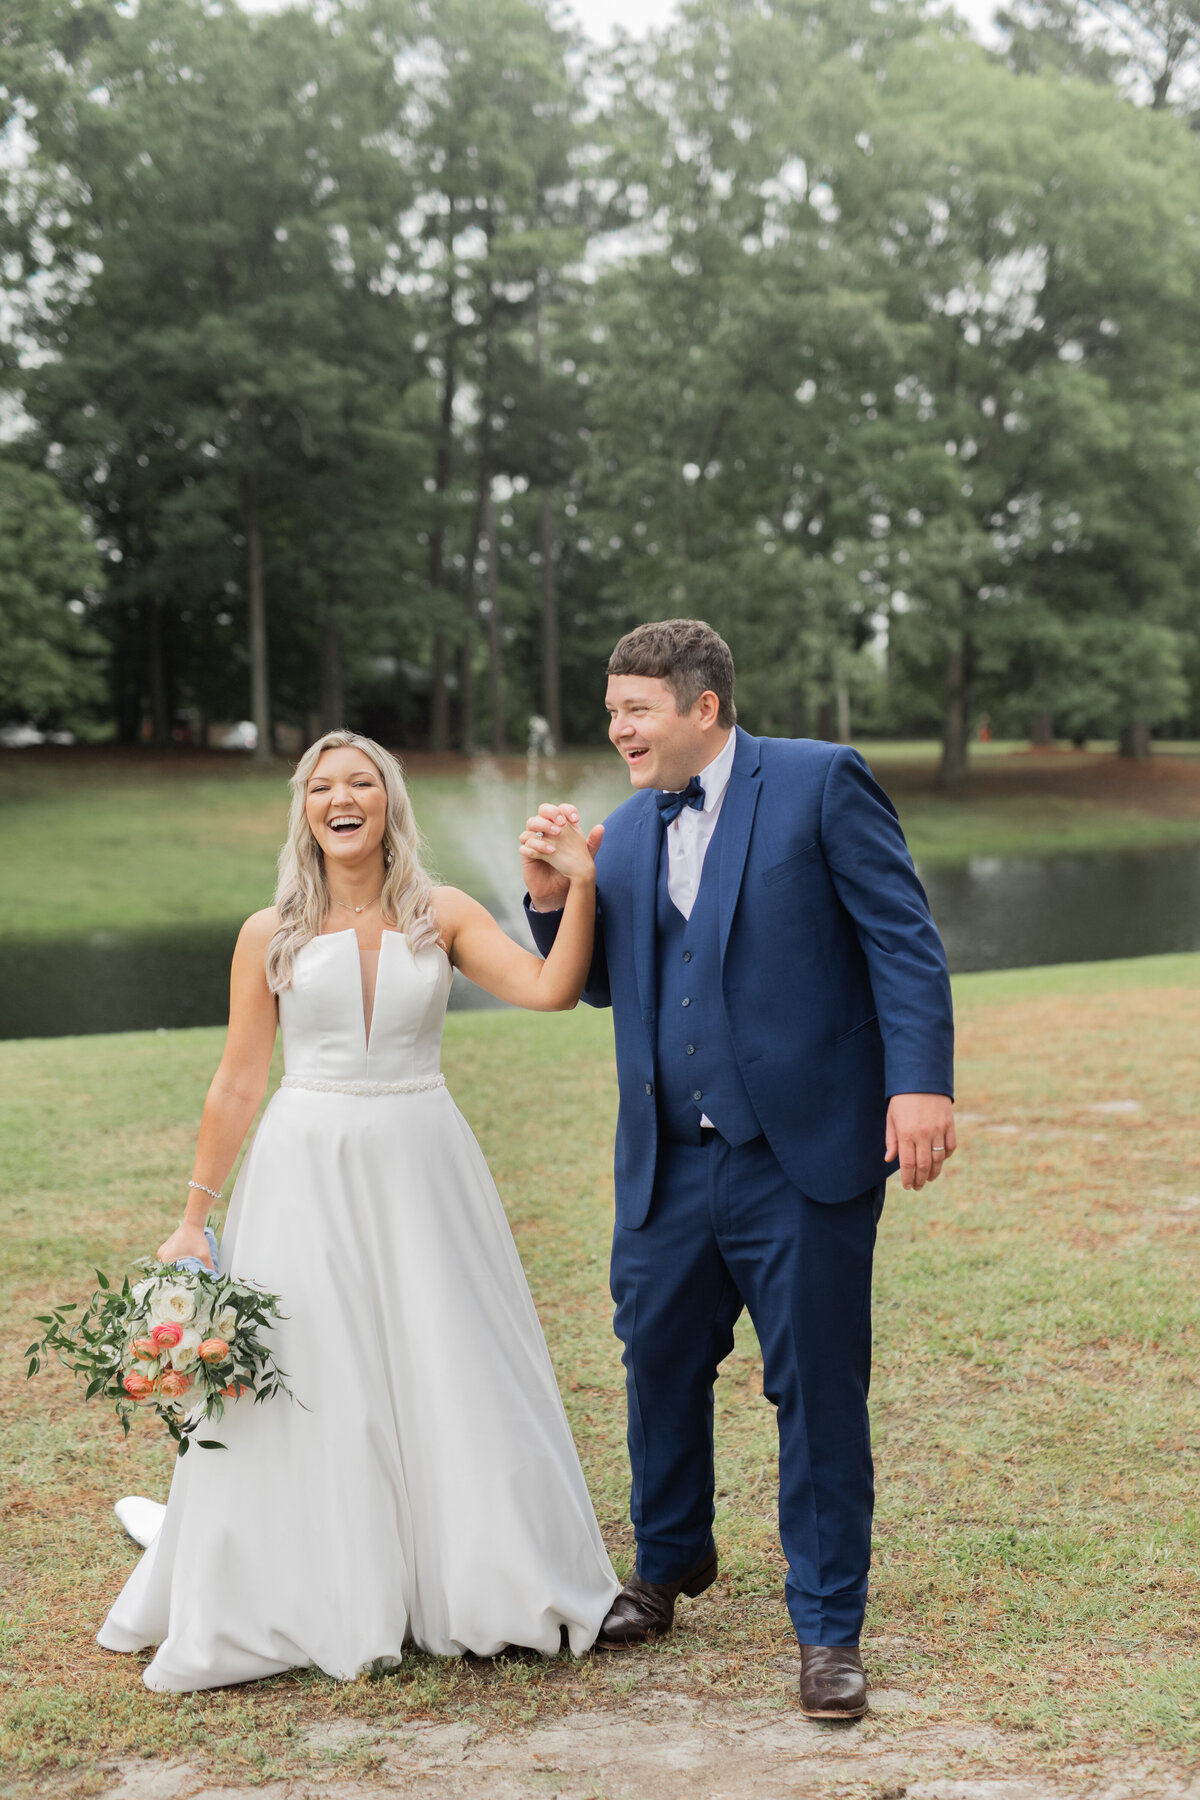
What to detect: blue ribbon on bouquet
<box><xmin>172</xmin><ymin>1226</ymin><xmax>220</xmax><ymax>1276</ymax></box>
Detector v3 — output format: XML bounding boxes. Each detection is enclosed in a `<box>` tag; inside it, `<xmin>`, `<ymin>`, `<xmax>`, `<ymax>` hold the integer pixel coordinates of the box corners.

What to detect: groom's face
<box><xmin>606</xmin><ymin>674</ymin><xmax>715</xmax><ymax>792</ymax></box>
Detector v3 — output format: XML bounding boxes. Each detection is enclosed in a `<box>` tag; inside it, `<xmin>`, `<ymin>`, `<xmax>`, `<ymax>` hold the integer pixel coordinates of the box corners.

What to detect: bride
<box><xmin>97</xmin><ymin>729</ymin><xmax>618</xmax><ymax>1692</ymax></box>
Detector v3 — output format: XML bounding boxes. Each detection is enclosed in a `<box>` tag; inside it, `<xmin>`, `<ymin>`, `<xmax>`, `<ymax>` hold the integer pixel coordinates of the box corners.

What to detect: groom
<box><xmin>521</xmin><ymin>620</ymin><xmax>954</xmax><ymax>1718</ymax></box>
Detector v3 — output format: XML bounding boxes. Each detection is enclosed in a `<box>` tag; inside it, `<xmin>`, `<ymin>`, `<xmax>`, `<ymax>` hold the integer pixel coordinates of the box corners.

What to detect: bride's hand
<box><xmin>521</xmin><ymin>815</ymin><xmax>597</xmax><ymax>887</ymax></box>
<box><xmin>156</xmin><ymin>1222</ymin><xmax>214</xmax><ymax>1269</ymax></box>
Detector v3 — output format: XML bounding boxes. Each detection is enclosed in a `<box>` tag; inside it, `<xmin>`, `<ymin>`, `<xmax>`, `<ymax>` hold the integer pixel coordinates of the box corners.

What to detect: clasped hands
<box><xmin>520</xmin><ymin>802</ymin><xmax>955</xmax><ymax>1192</ymax></box>
<box><xmin>519</xmin><ymin>802</ymin><xmax>602</xmax><ymax>909</ymax></box>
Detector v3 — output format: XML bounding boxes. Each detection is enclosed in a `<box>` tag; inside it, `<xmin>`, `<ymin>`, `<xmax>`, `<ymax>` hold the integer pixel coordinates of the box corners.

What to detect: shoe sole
<box><xmin>800</xmin><ymin>1702</ymin><xmax>868</xmax><ymax>1720</ymax></box>
<box><xmin>593</xmin><ymin>1551</ymin><xmax>720</xmax><ymax>1652</ymax></box>
<box><xmin>593</xmin><ymin>1629</ymin><xmax>666</xmax><ymax>1654</ymax></box>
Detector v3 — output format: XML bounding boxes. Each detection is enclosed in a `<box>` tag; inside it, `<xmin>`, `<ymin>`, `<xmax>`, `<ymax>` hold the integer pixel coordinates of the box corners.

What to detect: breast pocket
<box><xmin>762</xmin><ymin>841</ymin><xmax>821</xmax><ymax>887</ymax></box>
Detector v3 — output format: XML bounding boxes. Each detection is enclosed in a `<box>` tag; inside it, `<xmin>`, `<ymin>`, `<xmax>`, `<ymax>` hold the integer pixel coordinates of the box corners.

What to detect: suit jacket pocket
<box><xmin>835</xmin><ymin>1013</ymin><xmax>879</xmax><ymax>1045</ymax></box>
<box><xmin>762</xmin><ymin>841</ymin><xmax>821</xmax><ymax>886</ymax></box>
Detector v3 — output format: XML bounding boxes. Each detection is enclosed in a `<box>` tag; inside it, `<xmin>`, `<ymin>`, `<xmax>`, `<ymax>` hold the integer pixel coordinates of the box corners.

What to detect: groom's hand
<box><xmin>886</xmin><ymin>1094</ymin><xmax>957</xmax><ymax>1191</ymax></box>
<box><xmin>520</xmin><ymin>803</ymin><xmax>604</xmax><ymax>911</ymax></box>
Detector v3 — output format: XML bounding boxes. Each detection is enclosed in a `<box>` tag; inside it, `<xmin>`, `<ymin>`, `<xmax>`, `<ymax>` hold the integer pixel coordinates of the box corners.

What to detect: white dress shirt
<box><xmin>662</xmin><ymin>726</ymin><xmax>738</xmax><ymax>920</ymax></box>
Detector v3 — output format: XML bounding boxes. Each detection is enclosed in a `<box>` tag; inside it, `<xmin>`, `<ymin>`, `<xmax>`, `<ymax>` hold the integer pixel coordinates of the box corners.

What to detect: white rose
<box><xmin>148</xmin><ymin>1283</ymin><xmax>197</xmax><ymax>1327</ymax></box>
<box><xmin>168</xmin><ymin>1327</ymin><xmax>203</xmax><ymax>1371</ymax></box>
<box><xmin>215</xmin><ymin>1306</ymin><xmax>238</xmax><ymax>1341</ymax></box>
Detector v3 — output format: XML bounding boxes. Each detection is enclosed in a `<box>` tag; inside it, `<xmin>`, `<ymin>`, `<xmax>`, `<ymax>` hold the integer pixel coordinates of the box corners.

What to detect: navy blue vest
<box><xmin>655</xmin><ymin>809</ymin><xmax>762</xmax><ymax>1146</ymax></box>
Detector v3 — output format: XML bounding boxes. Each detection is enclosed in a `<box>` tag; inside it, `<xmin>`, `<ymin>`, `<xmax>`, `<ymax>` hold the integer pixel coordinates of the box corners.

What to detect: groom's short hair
<box><xmin>607</xmin><ymin>619</ymin><xmax>737</xmax><ymax>728</ymax></box>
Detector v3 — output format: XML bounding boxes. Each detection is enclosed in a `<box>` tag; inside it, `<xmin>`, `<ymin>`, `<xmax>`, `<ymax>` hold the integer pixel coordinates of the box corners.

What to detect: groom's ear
<box><xmin>587</xmin><ymin>824</ymin><xmax>605</xmax><ymax>857</ymax></box>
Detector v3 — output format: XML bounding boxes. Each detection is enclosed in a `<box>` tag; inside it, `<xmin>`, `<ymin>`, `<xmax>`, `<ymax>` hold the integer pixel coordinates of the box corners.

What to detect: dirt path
<box><xmin>91</xmin><ymin>1666</ymin><xmax>1198</xmax><ymax>1800</ymax></box>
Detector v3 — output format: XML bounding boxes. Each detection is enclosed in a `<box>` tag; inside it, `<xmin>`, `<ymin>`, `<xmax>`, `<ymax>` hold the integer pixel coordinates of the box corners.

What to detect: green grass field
<box><xmin>4</xmin><ymin>744</ymin><xmax>1200</xmax><ymax>943</ymax></box>
<box><xmin>2</xmin><ymin>955</ymin><xmax>1198</xmax><ymax>1789</ymax></box>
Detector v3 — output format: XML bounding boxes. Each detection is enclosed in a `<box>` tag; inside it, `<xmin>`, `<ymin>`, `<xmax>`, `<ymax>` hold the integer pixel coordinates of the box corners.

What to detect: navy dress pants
<box><xmin>610</xmin><ymin>1133</ymin><xmax>884</xmax><ymax>1646</ymax></box>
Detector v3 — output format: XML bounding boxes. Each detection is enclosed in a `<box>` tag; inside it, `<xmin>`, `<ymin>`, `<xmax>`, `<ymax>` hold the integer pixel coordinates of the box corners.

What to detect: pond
<box><xmin>1</xmin><ymin>841</ymin><xmax>1197</xmax><ymax>1040</ymax></box>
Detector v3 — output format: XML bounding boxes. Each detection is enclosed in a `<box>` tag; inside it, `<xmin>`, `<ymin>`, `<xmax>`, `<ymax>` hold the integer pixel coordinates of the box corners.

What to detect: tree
<box><xmin>366</xmin><ymin>0</ymin><xmax>597</xmax><ymax>751</ymax></box>
<box><xmin>0</xmin><ymin>458</ymin><xmax>105</xmax><ymax>724</ymax></box>
<box><xmin>836</xmin><ymin>36</ymin><xmax>1200</xmax><ymax>781</ymax></box>
<box><xmin>8</xmin><ymin>0</ymin><xmax>426</xmax><ymax>753</ymax></box>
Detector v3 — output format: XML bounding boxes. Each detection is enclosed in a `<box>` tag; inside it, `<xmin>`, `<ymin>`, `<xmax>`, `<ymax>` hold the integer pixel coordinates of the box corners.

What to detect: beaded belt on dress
<box><xmin>280</xmin><ymin>1074</ymin><xmax>446</xmax><ymax>1097</ymax></box>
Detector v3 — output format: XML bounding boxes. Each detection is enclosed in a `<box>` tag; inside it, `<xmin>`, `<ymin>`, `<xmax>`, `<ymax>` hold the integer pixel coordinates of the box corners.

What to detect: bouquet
<box><xmin>26</xmin><ymin>1232</ymin><xmax>294</xmax><ymax>1454</ymax></box>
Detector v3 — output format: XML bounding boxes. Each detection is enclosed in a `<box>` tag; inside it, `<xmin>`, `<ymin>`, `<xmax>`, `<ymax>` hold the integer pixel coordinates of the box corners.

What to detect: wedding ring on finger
<box><xmin>932</xmin><ymin>1145</ymin><xmax>946</xmax><ymax>1155</ymax></box>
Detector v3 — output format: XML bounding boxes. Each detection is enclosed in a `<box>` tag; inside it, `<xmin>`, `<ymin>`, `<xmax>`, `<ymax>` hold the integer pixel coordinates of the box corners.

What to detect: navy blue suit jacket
<box><xmin>527</xmin><ymin>731</ymin><xmax>954</xmax><ymax>1229</ymax></box>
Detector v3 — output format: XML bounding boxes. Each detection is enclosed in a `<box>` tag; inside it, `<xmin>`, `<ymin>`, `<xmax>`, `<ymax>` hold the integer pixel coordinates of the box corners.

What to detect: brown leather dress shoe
<box><xmin>595</xmin><ymin>1547</ymin><xmax>719</xmax><ymax>1651</ymax></box>
<box><xmin>798</xmin><ymin>1644</ymin><xmax>867</xmax><ymax>1719</ymax></box>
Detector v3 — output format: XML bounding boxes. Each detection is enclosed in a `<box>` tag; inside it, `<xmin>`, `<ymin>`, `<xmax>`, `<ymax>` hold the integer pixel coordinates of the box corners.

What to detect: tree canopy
<box><xmin>3</xmin><ymin>0</ymin><xmax>1199</xmax><ymax>782</ymax></box>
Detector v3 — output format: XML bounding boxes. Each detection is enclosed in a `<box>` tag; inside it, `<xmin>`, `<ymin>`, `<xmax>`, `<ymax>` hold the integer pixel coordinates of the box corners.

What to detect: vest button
<box><xmin>681</xmin><ymin>996</ymin><xmax>690</xmax><ymax>1007</ymax></box>
<box><xmin>686</xmin><ymin>1044</ymin><xmax>695</xmax><ymax>1055</ymax></box>
<box><xmin>682</xmin><ymin>950</ymin><xmax>692</xmax><ymax>962</ymax></box>
<box><xmin>645</xmin><ymin>1081</ymin><xmax>654</xmax><ymax>1096</ymax></box>
<box><xmin>693</xmin><ymin>1090</ymin><xmax>703</xmax><ymax>1102</ymax></box>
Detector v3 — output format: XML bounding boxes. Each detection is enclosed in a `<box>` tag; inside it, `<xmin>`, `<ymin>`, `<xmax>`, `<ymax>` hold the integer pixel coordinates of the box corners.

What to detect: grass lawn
<box><xmin>4</xmin><ymin>744</ymin><xmax>1200</xmax><ymax>944</ymax></box>
<box><xmin>1</xmin><ymin>954</ymin><xmax>1198</xmax><ymax>1789</ymax></box>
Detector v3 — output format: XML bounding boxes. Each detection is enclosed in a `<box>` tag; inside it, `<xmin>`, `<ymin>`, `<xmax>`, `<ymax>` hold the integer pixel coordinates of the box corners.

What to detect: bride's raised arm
<box><xmin>435</xmin><ymin>819</ymin><xmax>596</xmax><ymax>1012</ymax></box>
<box><xmin>154</xmin><ymin>909</ymin><xmax>280</xmax><ymax>1269</ymax></box>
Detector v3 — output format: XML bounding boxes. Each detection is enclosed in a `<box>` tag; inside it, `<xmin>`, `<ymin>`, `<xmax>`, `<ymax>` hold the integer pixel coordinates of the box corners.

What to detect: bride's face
<box><xmin>305</xmin><ymin>747</ymin><xmax>389</xmax><ymax>872</ymax></box>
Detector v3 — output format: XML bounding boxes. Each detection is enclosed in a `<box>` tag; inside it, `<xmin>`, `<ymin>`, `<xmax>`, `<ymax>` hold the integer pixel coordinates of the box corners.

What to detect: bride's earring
<box><xmin>383</xmin><ymin>843</ymin><xmax>394</xmax><ymax>868</ymax></box>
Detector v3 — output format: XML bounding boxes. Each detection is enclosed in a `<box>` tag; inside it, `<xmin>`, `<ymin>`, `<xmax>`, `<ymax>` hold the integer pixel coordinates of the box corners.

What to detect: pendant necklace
<box><xmin>331</xmin><ymin>893</ymin><xmax>382</xmax><ymax>916</ymax></box>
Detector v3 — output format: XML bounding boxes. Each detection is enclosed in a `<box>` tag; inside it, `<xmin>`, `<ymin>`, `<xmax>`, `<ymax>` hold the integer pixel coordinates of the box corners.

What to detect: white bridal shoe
<box><xmin>114</xmin><ymin>1496</ymin><xmax>166</xmax><ymax>1549</ymax></box>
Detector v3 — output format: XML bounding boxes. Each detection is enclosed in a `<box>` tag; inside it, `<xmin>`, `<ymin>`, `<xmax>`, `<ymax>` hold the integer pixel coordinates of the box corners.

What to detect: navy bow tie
<box><xmin>656</xmin><ymin>775</ymin><xmax>705</xmax><ymax>825</ymax></box>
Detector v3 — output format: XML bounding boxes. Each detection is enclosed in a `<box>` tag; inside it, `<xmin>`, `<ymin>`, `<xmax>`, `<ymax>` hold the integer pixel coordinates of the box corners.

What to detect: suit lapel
<box><xmin>717</xmin><ymin>731</ymin><xmax>762</xmax><ymax>961</ymax></box>
<box><xmin>631</xmin><ymin>801</ymin><xmax>662</xmax><ymax>1021</ymax></box>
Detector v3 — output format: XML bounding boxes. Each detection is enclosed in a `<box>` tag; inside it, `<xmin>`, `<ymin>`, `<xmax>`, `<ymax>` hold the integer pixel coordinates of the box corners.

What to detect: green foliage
<box><xmin>0</xmin><ymin>459</ymin><xmax>106</xmax><ymax>723</ymax></box>
<box><xmin>3</xmin><ymin>0</ymin><xmax>1200</xmax><ymax>764</ymax></box>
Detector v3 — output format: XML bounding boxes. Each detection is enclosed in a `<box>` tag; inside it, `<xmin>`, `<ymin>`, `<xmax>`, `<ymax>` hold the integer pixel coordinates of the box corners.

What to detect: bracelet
<box><xmin>187</xmin><ymin>1179</ymin><xmax>222</xmax><ymax>1202</ymax></box>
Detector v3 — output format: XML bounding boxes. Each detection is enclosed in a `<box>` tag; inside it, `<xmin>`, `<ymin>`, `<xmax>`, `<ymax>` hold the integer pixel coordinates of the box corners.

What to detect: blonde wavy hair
<box><xmin>265</xmin><ymin>730</ymin><xmax>441</xmax><ymax>994</ymax></box>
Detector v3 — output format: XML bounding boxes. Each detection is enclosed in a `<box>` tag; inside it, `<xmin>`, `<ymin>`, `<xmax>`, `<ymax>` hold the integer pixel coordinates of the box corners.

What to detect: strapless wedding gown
<box><xmin>97</xmin><ymin>930</ymin><xmax>618</xmax><ymax>1691</ymax></box>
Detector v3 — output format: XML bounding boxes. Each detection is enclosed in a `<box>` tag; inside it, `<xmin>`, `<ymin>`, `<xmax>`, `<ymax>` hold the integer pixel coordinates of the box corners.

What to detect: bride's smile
<box><xmin>305</xmin><ymin>750</ymin><xmax>389</xmax><ymax>875</ymax></box>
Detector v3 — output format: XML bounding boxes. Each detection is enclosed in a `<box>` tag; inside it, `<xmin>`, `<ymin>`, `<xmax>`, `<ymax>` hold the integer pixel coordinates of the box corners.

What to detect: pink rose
<box><xmin>220</xmin><ymin>1382</ymin><xmax>248</xmax><ymax>1399</ymax></box>
<box><xmin>158</xmin><ymin>1369</ymin><xmax>192</xmax><ymax>1398</ymax></box>
<box><xmin>123</xmin><ymin>1372</ymin><xmax>154</xmax><ymax>1399</ymax></box>
<box><xmin>198</xmin><ymin>1338</ymin><xmax>229</xmax><ymax>1365</ymax></box>
<box><xmin>132</xmin><ymin>1336</ymin><xmax>157</xmax><ymax>1358</ymax></box>
<box><xmin>151</xmin><ymin>1321</ymin><xmax>183</xmax><ymax>1350</ymax></box>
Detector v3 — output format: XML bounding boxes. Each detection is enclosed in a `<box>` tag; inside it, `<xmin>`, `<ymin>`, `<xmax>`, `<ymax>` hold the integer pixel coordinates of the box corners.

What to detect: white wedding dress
<box><xmin>97</xmin><ymin>930</ymin><xmax>618</xmax><ymax>1691</ymax></box>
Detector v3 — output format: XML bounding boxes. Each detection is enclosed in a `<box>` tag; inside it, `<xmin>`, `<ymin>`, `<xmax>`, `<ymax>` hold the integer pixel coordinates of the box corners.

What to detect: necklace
<box><xmin>330</xmin><ymin>892</ymin><xmax>382</xmax><ymax>916</ymax></box>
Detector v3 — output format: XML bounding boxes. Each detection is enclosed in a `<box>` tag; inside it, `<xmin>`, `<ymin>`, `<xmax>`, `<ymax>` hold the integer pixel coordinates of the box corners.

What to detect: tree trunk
<box><xmin>539</xmin><ymin>488</ymin><xmax>562</xmax><ymax>748</ymax></box>
<box><xmin>1118</xmin><ymin>714</ymin><xmax>1152</xmax><ymax>759</ymax></box>
<box><xmin>531</xmin><ymin>285</ymin><xmax>563</xmax><ymax>750</ymax></box>
<box><xmin>484</xmin><ymin>486</ymin><xmax>505</xmax><ymax>755</ymax></box>
<box><xmin>883</xmin><ymin>598</ymin><xmax>896</xmax><ymax>703</ymax></box>
<box><xmin>428</xmin><ymin>255</ymin><xmax>458</xmax><ymax>754</ymax></box>
<box><xmin>242</xmin><ymin>468</ymin><xmax>272</xmax><ymax>764</ymax></box>
<box><xmin>145</xmin><ymin>595</ymin><xmax>170</xmax><ymax>749</ymax></box>
<box><xmin>939</xmin><ymin>635</ymin><xmax>970</xmax><ymax>789</ymax></box>
<box><xmin>835</xmin><ymin>678</ymin><xmax>851</xmax><ymax>745</ymax></box>
<box><xmin>321</xmin><ymin>595</ymin><xmax>345</xmax><ymax>730</ymax></box>
<box><xmin>113</xmin><ymin>596</ymin><xmax>142</xmax><ymax>745</ymax></box>
<box><xmin>1030</xmin><ymin>707</ymin><xmax>1054</xmax><ymax>748</ymax></box>
<box><xmin>458</xmin><ymin>477</ymin><xmax>487</xmax><ymax>757</ymax></box>
<box><xmin>430</xmin><ymin>631</ymin><xmax>450</xmax><ymax>753</ymax></box>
